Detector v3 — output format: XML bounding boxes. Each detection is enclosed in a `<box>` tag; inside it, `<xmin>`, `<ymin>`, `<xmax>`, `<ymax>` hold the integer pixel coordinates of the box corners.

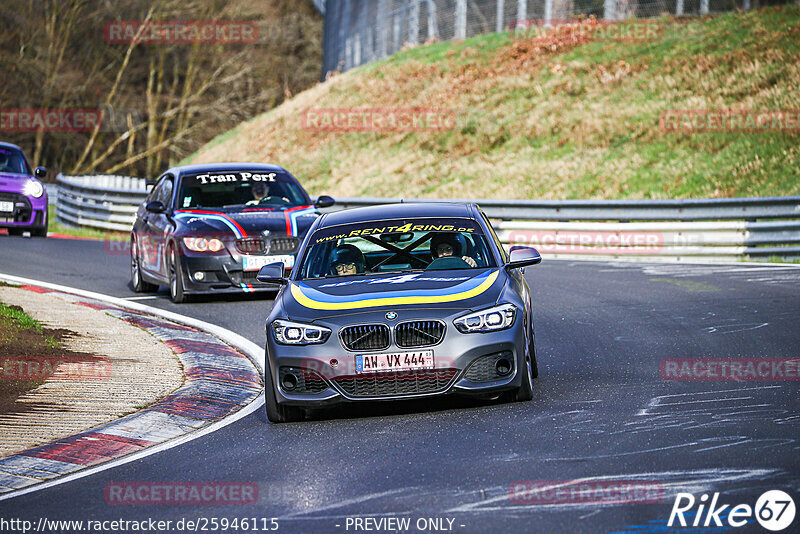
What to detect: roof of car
<box><xmin>320</xmin><ymin>203</ymin><xmax>477</xmax><ymax>227</ymax></box>
<box><xmin>0</xmin><ymin>141</ymin><xmax>23</xmax><ymax>151</ymax></box>
<box><xmin>167</xmin><ymin>163</ymin><xmax>290</xmax><ymax>177</ymax></box>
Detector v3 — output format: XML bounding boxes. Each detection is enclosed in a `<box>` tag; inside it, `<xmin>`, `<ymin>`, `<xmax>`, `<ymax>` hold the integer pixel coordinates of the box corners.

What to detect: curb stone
<box><xmin>0</xmin><ymin>285</ymin><xmax>263</xmax><ymax>494</ymax></box>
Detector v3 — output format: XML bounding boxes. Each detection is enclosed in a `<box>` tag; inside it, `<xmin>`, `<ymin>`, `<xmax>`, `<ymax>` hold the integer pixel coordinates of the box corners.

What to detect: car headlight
<box><xmin>454</xmin><ymin>304</ymin><xmax>516</xmax><ymax>333</ymax></box>
<box><xmin>183</xmin><ymin>237</ymin><xmax>224</xmax><ymax>252</ymax></box>
<box><xmin>23</xmin><ymin>180</ymin><xmax>44</xmax><ymax>198</ymax></box>
<box><xmin>272</xmin><ymin>319</ymin><xmax>331</xmax><ymax>345</ymax></box>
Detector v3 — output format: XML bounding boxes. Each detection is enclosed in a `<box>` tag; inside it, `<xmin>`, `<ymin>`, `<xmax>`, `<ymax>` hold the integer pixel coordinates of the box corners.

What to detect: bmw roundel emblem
<box><xmin>385</xmin><ymin>312</ymin><xmax>398</xmax><ymax>321</ymax></box>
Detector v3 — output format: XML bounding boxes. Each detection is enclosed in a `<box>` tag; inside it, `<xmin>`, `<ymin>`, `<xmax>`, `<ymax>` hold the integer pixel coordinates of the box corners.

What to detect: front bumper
<box><xmin>0</xmin><ymin>192</ymin><xmax>47</xmax><ymax>229</ymax></box>
<box><xmin>176</xmin><ymin>253</ymin><xmax>292</xmax><ymax>294</ymax></box>
<box><xmin>265</xmin><ymin>309</ymin><xmax>527</xmax><ymax>407</ymax></box>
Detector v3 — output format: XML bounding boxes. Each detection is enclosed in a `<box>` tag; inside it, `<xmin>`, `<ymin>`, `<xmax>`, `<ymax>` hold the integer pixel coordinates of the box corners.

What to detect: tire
<box><xmin>512</xmin><ymin>355</ymin><xmax>534</xmax><ymax>402</ymax></box>
<box><xmin>131</xmin><ymin>237</ymin><xmax>158</xmax><ymax>293</ymax></box>
<box><xmin>168</xmin><ymin>246</ymin><xmax>188</xmax><ymax>303</ymax></box>
<box><xmin>507</xmin><ymin>318</ymin><xmax>536</xmax><ymax>403</ymax></box>
<box><xmin>263</xmin><ymin>360</ymin><xmax>305</xmax><ymax>423</ymax></box>
<box><xmin>32</xmin><ymin>211</ymin><xmax>48</xmax><ymax>237</ymax></box>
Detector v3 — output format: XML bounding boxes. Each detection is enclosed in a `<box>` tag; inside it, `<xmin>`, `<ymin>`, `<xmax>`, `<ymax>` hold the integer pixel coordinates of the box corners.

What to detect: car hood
<box><xmin>172</xmin><ymin>206</ymin><xmax>319</xmax><ymax>238</ymax></box>
<box><xmin>281</xmin><ymin>268</ymin><xmax>505</xmax><ymax>322</ymax></box>
<box><xmin>0</xmin><ymin>172</ymin><xmax>37</xmax><ymax>195</ymax></box>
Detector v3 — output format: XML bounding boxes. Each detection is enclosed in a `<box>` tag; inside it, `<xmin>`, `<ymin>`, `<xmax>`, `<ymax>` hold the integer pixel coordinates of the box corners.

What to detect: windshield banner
<box><xmin>311</xmin><ymin>218</ymin><xmax>482</xmax><ymax>245</ymax></box>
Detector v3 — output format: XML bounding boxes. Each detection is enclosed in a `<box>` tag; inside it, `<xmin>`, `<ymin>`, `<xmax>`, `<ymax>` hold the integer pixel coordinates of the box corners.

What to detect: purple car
<box><xmin>0</xmin><ymin>142</ymin><xmax>48</xmax><ymax>237</ymax></box>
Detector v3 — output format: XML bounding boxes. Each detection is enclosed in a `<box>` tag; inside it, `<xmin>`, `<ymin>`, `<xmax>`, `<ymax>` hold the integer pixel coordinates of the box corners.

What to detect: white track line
<box><xmin>0</xmin><ymin>273</ymin><xmax>266</xmax><ymax>502</ymax></box>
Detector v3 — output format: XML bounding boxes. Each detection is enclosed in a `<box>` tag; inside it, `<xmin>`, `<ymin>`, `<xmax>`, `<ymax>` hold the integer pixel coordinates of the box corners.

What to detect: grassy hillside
<box><xmin>183</xmin><ymin>7</ymin><xmax>800</xmax><ymax>200</ymax></box>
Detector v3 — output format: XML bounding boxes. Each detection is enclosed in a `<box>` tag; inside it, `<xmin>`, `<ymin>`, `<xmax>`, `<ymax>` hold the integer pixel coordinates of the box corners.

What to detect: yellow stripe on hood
<box><xmin>291</xmin><ymin>270</ymin><xmax>500</xmax><ymax>310</ymax></box>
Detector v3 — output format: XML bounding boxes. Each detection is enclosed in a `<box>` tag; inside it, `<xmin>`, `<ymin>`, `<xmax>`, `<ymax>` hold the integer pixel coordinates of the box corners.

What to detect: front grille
<box><xmin>0</xmin><ymin>192</ymin><xmax>31</xmax><ymax>222</ymax></box>
<box><xmin>279</xmin><ymin>367</ymin><xmax>328</xmax><ymax>394</ymax></box>
<box><xmin>395</xmin><ymin>321</ymin><xmax>445</xmax><ymax>348</ymax></box>
<box><xmin>270</xmin><ymin>237</ymin><xmax>299</xmax><ymax>254</ymax></box>
<box><xmin>464</xmin><ymin>352</ymin><xmax>514</xmax><ymax>382</ymax></box>
<box><xmin>332</xmin><ymin>368</ymin><xmax>457</xmax><ymax>397</ymax></box>
<box><xmin>340</xmin><ymin>325</ymin><xmax>390</xmax><ymax>351</ymax></box>
<box><xmin>236</xmin><ymin>238</ymin><xmax>266</xmax><ymax>254</ymax></box>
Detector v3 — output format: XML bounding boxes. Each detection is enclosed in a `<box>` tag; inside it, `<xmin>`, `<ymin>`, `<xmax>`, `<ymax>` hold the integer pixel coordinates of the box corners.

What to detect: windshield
<box><xmin>297</xmin><ymin>218</ymin><xmax>497</xmax><ymax>279</ymax></box>
<box><xmin>177</xmin><ymin>170</ymin><xmax>308</xmax><ymax>210</ymax></box>
<box><xmin>0</xmin><ymin>147</ymin><xmax>31</xmax><ymax>175</ymax></box>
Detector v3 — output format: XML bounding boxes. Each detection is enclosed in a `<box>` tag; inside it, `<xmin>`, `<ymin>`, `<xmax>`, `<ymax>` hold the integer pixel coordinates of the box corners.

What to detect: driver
<box><xmin>331</xmin><ymin>244</ymin><xmax>366</xmax><ymax>275</ymax></box>
<box><xmin>246</xmin><ymin>182</ymin><xmax>269</xmax><ymax>205</ymax></box>
<box><xmin>246</xmin><ymin>181</ymin><xmax>291</xmax><ymax>206</ymax></box>
<box><xmin>431</xmin><ymin>233</ymin><xmax>477</xmax><ymax>267</ymax></box>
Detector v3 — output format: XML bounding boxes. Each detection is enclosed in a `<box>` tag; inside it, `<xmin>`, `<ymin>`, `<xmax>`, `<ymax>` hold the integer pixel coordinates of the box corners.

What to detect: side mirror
<box><xmin>314</xmin><ymin>195</ymin><xmax>335</xmax><ymax>208</ymax></box>
<box><xmin>145</xmin><ymin>200</ymin><xmax>166</xmax><ymax>214</ymax></box>
<box><xmin>34</xmin><ymin>167</ymin><xmax>47</xmax><ymax>179</ymax></box>
<box><xmin>506</xmin><ymin>247</ymin><xmax>541</xmax><ymax>269</ymax></box>
<box><xmin>256</xmin><ymin>263</ymin><xmax>288</xmax><ymax>285</ymax></box>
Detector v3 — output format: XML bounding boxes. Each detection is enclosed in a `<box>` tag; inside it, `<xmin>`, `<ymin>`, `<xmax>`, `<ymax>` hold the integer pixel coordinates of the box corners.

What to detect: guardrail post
<box><xmin>517</xmin><ymin>0</ymin><xmax>527</xmax><ymax>26</ymax></box>
<box><xmin>544</xmin><ymin>0</ymin><xmax>553</xmax><ymax>25</ymax></box>
<box><xmin>700</xmin><ymin>0</ymin><xmax>709</xmax><ymax>15</ymax></box>
<box><xmin>675</xmin><ymin>0</ymin><xmax>684</xmax><ymax>16</ymax></box>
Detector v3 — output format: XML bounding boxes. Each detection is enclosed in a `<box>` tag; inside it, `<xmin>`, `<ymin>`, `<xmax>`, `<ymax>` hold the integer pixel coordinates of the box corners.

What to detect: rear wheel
<box><xmin>263</xmin><ymin>361</ymin><xmax>305</xmax><ymax>423</ymax></box>
<box><xmin>131</xmin><ymin>238</ymin><xmax>158</xmax><ymax>293</ymax></box>
<box><xmin>168</xmin><ymin>246</ymin><xmax>188</xmax><ymax>303</ymax></box>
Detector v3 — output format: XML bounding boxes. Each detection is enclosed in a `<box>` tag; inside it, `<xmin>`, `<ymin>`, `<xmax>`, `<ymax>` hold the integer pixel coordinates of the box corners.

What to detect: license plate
<box><xmin>0</xmin><ymin>201</ymin><xmax>13</xmax><ymax>213</ymax></box>
<box><xmin>242</xmin><ymin>254</ymin><xmax>294</xmax><ymax>271</ymax></box>
<box><xmin>355</xmin><ymin>350</ymin><xmax>434</xmax><ymax>374</ymax></box>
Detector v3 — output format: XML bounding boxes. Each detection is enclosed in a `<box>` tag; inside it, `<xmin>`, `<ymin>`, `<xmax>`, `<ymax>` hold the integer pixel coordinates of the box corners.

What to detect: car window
<box><xmin>0</xmin><ymin>147</ymin><xmax>31</xmax><ymax>175</ymax></box>
<box><xmin>147</xmin><ymin>176</ymin><xmax>166</xmax><ymax>203</ymax></box>
<box><xmin>176</xmin><ymin>170</ymin><xmax>308</xmax><ymax>210</ymax></box>
<box><xmin>481</xmin><ymin>211</ymin><xmax>508</xmax><ymax>263</ymax></box>
<box><xmin>297</xmin><ymin>218</ymin><xmax>497</xmax><ymax>280</ymax></box>
<box><xmin>157</xmin><ymin>178</ymin><xmax>173</xmax><ymax>207</ymax></box>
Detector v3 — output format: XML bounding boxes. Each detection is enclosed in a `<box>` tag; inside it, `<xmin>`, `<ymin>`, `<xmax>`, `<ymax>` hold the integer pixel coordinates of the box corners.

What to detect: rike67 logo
<box><xmin>669</xmin><ymin>490</ymin><xmax>796</xmax><ymax>531</ymax></box>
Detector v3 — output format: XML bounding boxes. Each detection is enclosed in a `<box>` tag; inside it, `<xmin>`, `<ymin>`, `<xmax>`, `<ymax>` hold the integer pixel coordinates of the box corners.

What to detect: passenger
<box><xmin>430</xmin><ymin>233</ymin><xmax>477</xmax><ymax>267</ymax></box>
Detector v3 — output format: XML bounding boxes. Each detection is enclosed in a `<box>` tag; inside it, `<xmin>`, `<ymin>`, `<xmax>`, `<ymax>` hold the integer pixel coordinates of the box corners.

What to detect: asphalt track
<box><xmin>0</xmin><ymin>234</ymin><xmax>798</xmax><ymax>533</ymax></box>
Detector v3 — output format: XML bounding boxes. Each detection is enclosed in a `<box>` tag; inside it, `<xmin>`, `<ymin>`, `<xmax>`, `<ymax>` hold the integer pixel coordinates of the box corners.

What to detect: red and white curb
<box><xmin>0</xmin><ymin>274</ymin><xmax>266</xmax><ymax>501</ymax></box>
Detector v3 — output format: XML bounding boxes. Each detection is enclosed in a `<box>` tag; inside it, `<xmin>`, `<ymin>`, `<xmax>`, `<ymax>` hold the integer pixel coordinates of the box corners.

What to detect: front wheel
<box><xmin>512</xmin><ymin>354</ymin><xmax>534</xmax><ymax>402</ymax></box>
<box><xmin>31</xmin><ymin>211</ymin><xmax>48</xmax><ymax>237</ymax></box>
<box><xmin>168</xmin><ymin>246</ymin><xmax>188</xmax><ymax>303</ymax></box>
<box><xmin>263</xmin><ymin>361</ymin><xmax>305</xmax><ymax>423</ymax></box>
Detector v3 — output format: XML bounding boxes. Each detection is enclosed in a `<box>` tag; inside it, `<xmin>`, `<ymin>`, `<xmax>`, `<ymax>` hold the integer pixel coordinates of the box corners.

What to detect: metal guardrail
<box><xmin>56</xmin><ymin>174</ymin><xmax>147</xmax><ymax>232</ymax></box>
<box><xmin>55</xmin><ymin>175</ymin><xmax>800</xmax><ymax>261</ymax></box>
